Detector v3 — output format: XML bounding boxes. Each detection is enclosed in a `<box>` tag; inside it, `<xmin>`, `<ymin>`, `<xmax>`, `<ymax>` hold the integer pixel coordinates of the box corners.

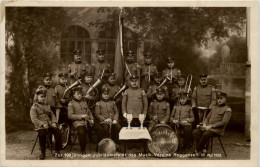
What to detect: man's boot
<box><xmin>39</xmin><ymin>152</ymin><xmax>45</xmax><ymax>160</ymax></box>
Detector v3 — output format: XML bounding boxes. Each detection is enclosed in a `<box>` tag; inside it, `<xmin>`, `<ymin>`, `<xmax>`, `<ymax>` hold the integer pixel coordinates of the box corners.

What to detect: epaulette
<box><xmin>96</xmin><ymin>102</ymin><xmax>100</xmax><ymax>106</ymax></box>
<box><xmin>68</xmin><ymin>100</ymin><xmax>74</xmax><ymax>106</ymax></box>
<box><xmin>226</xmin><ymin>106</ymin><xmax>232</xmax><ymax>112</ymax></box>
<box><xmin>102</xmin><ymin>84</ymin><xmax>109</xmax><ymax>89</ymax></box>
<box><xmin>33</xmin><ymin>103</ymin><xmax>38</xmax><ymax>107</ymax></box>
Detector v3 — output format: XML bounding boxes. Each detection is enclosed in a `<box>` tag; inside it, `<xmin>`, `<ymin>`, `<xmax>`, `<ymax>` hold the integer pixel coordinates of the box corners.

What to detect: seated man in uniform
<box><xmin>30</xmin><ymin>89</ymin><xmax>62</xmax><ymax>160</ymax></box>
<box><xmin>68</xmin><ymin>86</ymin><xmax>104</xmax><ymax>154</ymax></box>
<box><xmin>148</xmin><ymin>87</ymin><xmax>170</xmax><ymax>131</ymax></box>
<box><xmin>95</xmin><ymin>87</ymin><xmax>121</xmax><ymax>144</ymax></box>
<box><xmin>192</xmin><ymin>91</ymin><xmax>232</xmax><ymax>157</ymax></box>
<box><xmin>170</xmin><ymin>92</ymin><xmax>194</xmax><ymax>152</ymax></box>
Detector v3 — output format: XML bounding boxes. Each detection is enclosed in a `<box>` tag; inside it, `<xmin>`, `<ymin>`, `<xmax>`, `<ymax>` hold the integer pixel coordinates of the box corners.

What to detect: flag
<box><xmin>114</xmin><ymin>8</ymin><xmax>124</xmax><ymax>85</ymax></box>
<box><xmin>114</xmin><ymin>33</ymin><xmax>124</xmax><ymax>85</ymax></box>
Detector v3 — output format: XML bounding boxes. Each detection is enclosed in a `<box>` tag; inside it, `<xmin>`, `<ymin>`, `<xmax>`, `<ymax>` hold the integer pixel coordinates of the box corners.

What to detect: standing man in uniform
<box><xmin>68</xmin><ymin>49</ymin><xmax>94</xmax><ymax>85</ymax></box>
<box><xmin>92</xmin><ymin>49</ymin><xmax>111</xmax><ymax>82</ymax></box>
<box><xmin>140</xmin><ymin>52</ymin><xmax>158</xmax><ymax>92</ymax></box>
<box><xmin>192</xmin><ymin>74</ymin><xmax>216</xmax><ymax>126</ymax></box>
<box><xmin>34</xmin><ymin>73</ymin><xmax>58</xmax><ymax>115</ymax></box>
<box><xmin>121</xmin><ymin>75</ymin><xmax>148</xmax><ymax>127</ymax></box>
<box><xmin>124</xmin><ymin>50</ymin><xmax>141</xmax><ymax>87</ymax></box>
<box><xmin>162</xmin><ymin>57</ymin><xmax>181</xmax><ymax>108</ymax></box>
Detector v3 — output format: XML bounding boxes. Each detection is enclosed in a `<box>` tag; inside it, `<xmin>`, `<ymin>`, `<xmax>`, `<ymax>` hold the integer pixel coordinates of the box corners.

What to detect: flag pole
<box><xmin>119</xmin><ymin>7</ymin><xmax>125</xmax><ymax>85</ymax></box>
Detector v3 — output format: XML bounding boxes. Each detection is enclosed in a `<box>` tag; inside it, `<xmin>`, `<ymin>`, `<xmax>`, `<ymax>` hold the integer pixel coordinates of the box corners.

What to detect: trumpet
<box><xmin>62</xmin><ymin>79</ymin><xmax>82</xmax><ymax>98</ymax></box>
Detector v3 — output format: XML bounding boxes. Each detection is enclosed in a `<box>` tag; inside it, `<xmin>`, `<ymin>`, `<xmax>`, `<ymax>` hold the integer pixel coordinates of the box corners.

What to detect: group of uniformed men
<box><xmin>30</xmin><ymin>49</ymin><xmax>232</xmax><ymax>159</ymax></box>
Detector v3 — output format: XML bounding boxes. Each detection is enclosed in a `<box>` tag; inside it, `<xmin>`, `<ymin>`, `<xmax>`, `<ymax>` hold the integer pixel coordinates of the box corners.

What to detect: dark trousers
<box><xmin>122</xmin><ymin>118</ymin><xmax>141</xmax><ymax>127</ymax></box>
<box><xmin>38</xmin><ymin>127</ymin><xmax>62</xmax><ymax>153</ymax></box>
<box><xmin>193</xmin><ymin>128</ymin><xmax>218</xmax><ymax>152</ymax></box>
<box><xmin>100</xmin><ymin>123</ymin><xmax>121</xmax><ymax>144</ymax></box>
<box><xmin>171</xmin><ymin>124</ymin><xmax>192</xmax><ymax>149</ymax></box>
<box><xmin>77</xmin><ymin>122</ymin><xmax>104</xmax><ymax>151</ymax></box>
<box><xmin>77</xmin><ymin>126</ymin><xmax>88</xmax><ymax>152</ymax></box>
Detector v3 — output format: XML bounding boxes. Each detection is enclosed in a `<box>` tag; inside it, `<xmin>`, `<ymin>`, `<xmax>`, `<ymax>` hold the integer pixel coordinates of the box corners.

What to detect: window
<box><xmin>60</xmin><ymin>25</ymin><xmax>91</xmax><ymax>65</ymax></box>
<box><xmin>98</xmin><ymin>27</ymin><xmax>117</xmax><ymax>69</ymax></box>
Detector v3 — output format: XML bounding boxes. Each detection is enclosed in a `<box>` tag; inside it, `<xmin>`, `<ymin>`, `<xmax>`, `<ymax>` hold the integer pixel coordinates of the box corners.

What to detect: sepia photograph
<box><xmin>0</xmin><ymin>1</ymin><xmax>258</xmax><ymax>167</ymax></box>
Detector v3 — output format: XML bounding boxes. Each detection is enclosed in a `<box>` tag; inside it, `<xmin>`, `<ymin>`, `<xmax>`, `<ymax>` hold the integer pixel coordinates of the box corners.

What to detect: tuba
<box><xmin>85</xmin><ymin>78</ymin><xmax>102</xmax><ymax>109</ymax></box>
<box><xmin>62</xmin><ymin>79</ymin><xmax>82</xmax><ymax>99</ymax></box>
<box><xmin>113</xmin><ymin>84</ymin><xmax>127</xmax><ymax>100</ymax></box>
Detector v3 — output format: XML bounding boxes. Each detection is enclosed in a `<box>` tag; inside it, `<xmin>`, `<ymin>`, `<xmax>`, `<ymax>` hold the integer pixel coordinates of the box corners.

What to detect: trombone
<box><xmin>184</xmin><ymin>74</ymin><xmax>193</xmax><ymax>95</ymax></box>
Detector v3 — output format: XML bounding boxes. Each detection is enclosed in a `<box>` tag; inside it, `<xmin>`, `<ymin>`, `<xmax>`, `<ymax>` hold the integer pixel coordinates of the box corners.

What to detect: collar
<box><xmin>73</xmin><ymin>98</ymin><xmax>81</xmax><ymax>103</ymax></box>
<box><xmin>44</xmin><ymin>85</ymin><xmax>51</xmax><ymax>89</ymax></box>
<box><xmin>200</xmin><ymin>84</ymin><xmax>208</xmax><ymax>88</ymax></box>
<box><xmin>131</xmin><ymin>87</ymin><xmax>138</xmax><ymax>90</ymax></box>
<box><xmin>108</xmin><ymin>83</ymin><xmax>115</xmax><ymax>86</ymax></box>
<box><xmin>218</xmin><ymin>104</ymin><xmax>226</xmax><ymax>107</ymax></box>
<box><xmin>101</xmin><ymin>99</ymin><xmax>109</xmax><ymax>102</ymax></box>
<box><xmin>167</xmin><ymin>67</ymin><xmax>174</xmax><ymax>70</ymax></box>
<box><xmin>60</xmin><ymin>84</ymin><xmax>66</xmax><ymax>87</ymax></box>
<box><xmin>98</xmin><ymin>60</ymin><xmax>105</xmax><ymax>63</ymax></box>
<box><xmin>75</xmin><ymin>60</ymin><xmax>82</xmax><ymax>64</ymax></box>
<box><xmin>37</xmin><ymin>102</ymin><xmax>45</xmax><ymax>105</ymax></box>
<box><xmin>145</xmin><ymin>63</ymin><xmax>152</xmax><ymax>66</ymax></box>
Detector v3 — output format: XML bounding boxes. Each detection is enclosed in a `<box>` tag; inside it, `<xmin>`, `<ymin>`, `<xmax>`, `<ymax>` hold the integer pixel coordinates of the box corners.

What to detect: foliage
<box><xmin>5</xmin><ymin>7</ymin><xmax>70</xmax><ymax>132</ymax></box>
<box><xmin>207</xmin><ymin>35</ymin><xmax>247</xmax><ymax>73</ymax></box>
<box><xmin>91</xmin><ymin>7</ymin><xmax>246</xmax><ymax>80</ymax></box>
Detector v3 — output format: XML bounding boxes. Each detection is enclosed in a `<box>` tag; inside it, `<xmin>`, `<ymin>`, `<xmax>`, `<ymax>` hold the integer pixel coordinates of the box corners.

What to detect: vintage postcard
<box><xmin>0</xmin><ymin>0</ymin><xmax>258</xmax><ymax>167</ymax></box>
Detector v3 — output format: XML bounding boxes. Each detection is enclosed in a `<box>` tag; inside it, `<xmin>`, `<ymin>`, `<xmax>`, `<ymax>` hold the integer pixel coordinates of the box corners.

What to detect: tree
<box><xmin>5</xmin><ymin>7</ymin><xmax>70</xmax><ymax>132</ymax></box>
<box><xmin>91</xmin><ymin>7</ymin><xmax>246</xmax><ymax>76</ymax></box>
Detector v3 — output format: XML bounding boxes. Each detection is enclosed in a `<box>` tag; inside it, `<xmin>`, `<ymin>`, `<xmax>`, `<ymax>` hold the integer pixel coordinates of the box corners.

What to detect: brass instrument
<box><xmin>85</xmin><ymin>78</ymin><xmax>102</xmax><ymax>108</ymax></box>
<box><xmin>113</xmin><ymin>84</ymin><xmax>127</xmax><ymax>99</ymax></box>
<box><xmin>185</xmin><ymin>74</ymin><xmax>193</xmax><ymax>95</ymax></box>
<box><xmin>158</xmin><ymin>77</ymin><xmax>170</xmax><ymax>89</ymax></box>
<box><xmin>62</xmin><ymin>79</ymin><xmax>82</xmax><ymax>99</ymax></box>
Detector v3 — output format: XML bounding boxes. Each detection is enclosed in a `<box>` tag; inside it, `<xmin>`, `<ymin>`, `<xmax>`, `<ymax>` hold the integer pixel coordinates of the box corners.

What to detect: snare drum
<box><xmin>147</xmin><ymin>124</ymin><xmax>178</xmax><ymax>157</ymax></box>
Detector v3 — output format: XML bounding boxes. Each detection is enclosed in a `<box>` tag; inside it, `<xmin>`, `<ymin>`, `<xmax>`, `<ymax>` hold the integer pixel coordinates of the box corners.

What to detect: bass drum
<box><xmin>98</xmin><ymin>138</ymin><xmax>117</xmax><ymax>155</ymax></box>
<box><xmin>147</xmin><ymin>124</ymin><xmax>178</xmax><ymax>157</ymax></box>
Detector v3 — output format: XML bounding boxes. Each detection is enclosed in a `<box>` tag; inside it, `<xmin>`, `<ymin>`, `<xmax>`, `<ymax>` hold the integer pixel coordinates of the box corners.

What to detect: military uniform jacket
<box><xmin>147</xmin><ymin>84</ymin><xmax>169</xmax><ymax>100</ymax></box>
<box><xmin>30</xmin><ymin>102</ymin><xmax>57</xmax><ymax>129</ymax></box>
<box><xmin>148</xmin><ymin>100</ymin><xmax>170</xmax><ymax>122</ymax></box>
<box><xmin>122</xmin><ymin>88</ymin><xmax>148</xmax><ymax>118</ymax></box>
<box><xmin>95</xmin><ymin>100</ymin><xmax>119</xmax><ymax>122</ymax></box>
<box><xmin>162</xmin><ymin>67</ymin><xmax>181</xmax><ymax>82</ymax></box>
<box><xmin>140</xmin><ymin>64</ymin><xmax>158</xmax><ymax>80</ymax></box>
<box><xmin>203</xmin><ymin>105</ymin><xmax>232</xmax><ymax>136</ymax></box>
<box><xmin>124</xmin><ymin>63</ymin><xmax>141</xmax><ymax>80</ymax></box>
<box><xmin>170</xmin><ymin>105</ymin><xmax>194</xmax><ymax>123</ymax></box>
<box><xmin>102</xmin><ymin>84</ymin><xmax>120</xmax><ymax>99</ymax></box>
<box><xmin>55</xmin><ymin>84</ymin><xmax>68</xmax><ymax>108</ymax></box>
<box><xmin>192</xmin><ymin>85</ymin><xmax>216</xmax><ymax>108</ymax></box>
<box><xmin>34</xmin><ymin>85</ymin><xmax>57</xmax><ymax>107</ymax></box>
<box><xmin>68</xmin><ymin>61</ymin><xmax>94</xmax><ymax>79</ymax></box>
<box><xmin>68</xmin><ymin>100</ymin><xmax>94</xmax><ymax>128</ymax></box>
<box><xmin>92</xmin><ymin>61</ymin><xmax>110</xmax><ymax>81</ymax></box>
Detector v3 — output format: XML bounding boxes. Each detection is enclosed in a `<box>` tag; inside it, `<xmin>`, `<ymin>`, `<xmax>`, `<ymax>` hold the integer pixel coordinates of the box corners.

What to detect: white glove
<box><xmin>123</xmin><ymin>113</ymin><xmax>127</xmax><ymax>118</ymax></box>
<box><xmin>112</xmin><ymin>120</ymin><xmax>117</xmax><ymax>124</ymax></box>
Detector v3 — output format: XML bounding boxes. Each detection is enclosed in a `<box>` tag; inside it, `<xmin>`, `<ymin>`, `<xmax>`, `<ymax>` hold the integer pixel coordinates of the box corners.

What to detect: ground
<box><xmin>6</xmin><ymin>129</ymin><xmax>250</xmax><ymax>160</ymax></box>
